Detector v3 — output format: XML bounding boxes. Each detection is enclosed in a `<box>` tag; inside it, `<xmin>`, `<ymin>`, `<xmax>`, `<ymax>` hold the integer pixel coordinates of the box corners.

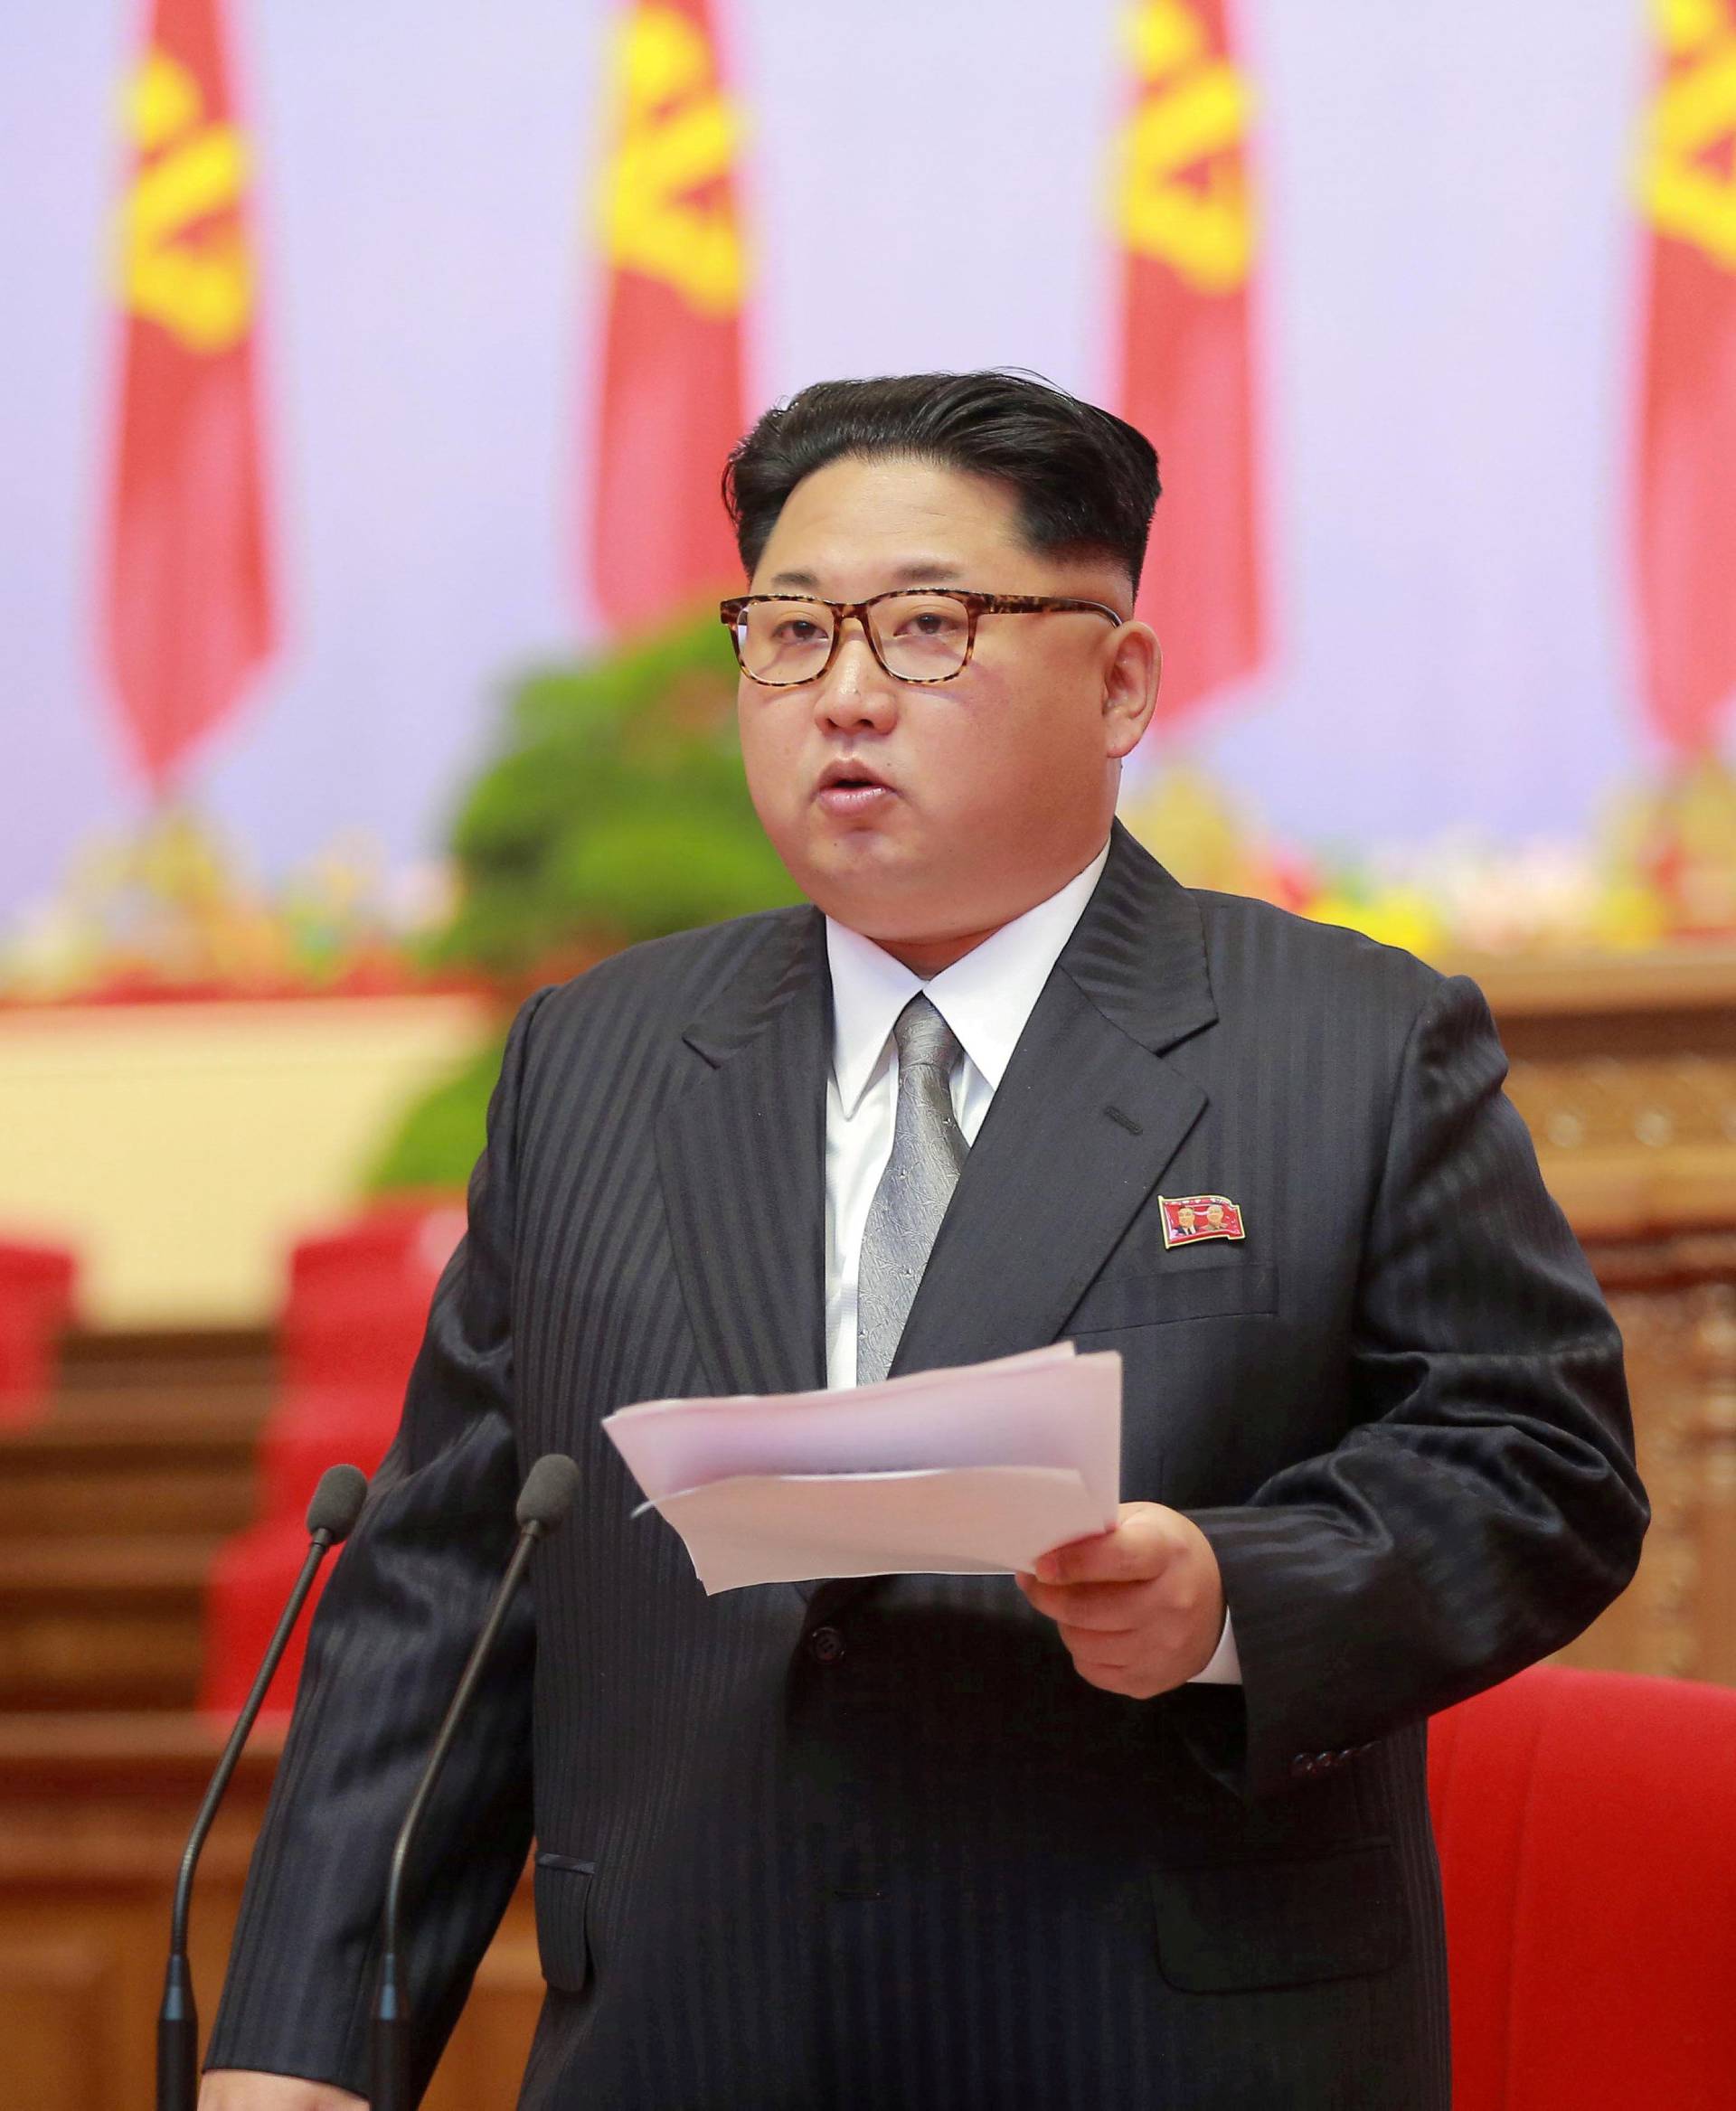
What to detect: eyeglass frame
<box><xmin>718</xmin><ymin>588</ymin><xmax>1125</xmax><ymax>688</ymax></box>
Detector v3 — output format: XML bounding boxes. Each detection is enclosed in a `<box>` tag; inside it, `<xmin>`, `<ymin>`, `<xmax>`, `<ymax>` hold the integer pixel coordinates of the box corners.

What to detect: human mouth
<box><xmin>815</xmin><ymin>759</ymin><xmax>896</xmax><ymax>818</ymax></box>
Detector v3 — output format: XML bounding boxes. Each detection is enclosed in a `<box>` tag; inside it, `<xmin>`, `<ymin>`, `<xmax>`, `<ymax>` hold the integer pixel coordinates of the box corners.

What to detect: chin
<box><xmin>814</xmin><ymin>870</ymin><xmax>967</xmax><ymax>947</ymax></box>
<box><xmin>794</xmin><ymin>818</ymin><xmax>903</xmax><ymax>884</ymax></box>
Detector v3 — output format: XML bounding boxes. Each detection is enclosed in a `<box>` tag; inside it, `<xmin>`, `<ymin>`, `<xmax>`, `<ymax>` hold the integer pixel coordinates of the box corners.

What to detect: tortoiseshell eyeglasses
<box><xmin>718</xmin><ymin>588</ymin><xmax>1123</xmax><ymax>688</ymax></box>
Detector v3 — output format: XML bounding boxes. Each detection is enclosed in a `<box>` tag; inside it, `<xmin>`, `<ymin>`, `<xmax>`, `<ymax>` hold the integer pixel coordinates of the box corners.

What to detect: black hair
<box><xmin>722</xmin><ymin>369</ymin><xmax>1161</xmax><ymax>595</ymax></box>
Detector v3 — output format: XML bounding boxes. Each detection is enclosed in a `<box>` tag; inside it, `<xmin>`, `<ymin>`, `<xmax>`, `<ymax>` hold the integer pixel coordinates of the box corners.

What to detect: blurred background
<box><xmin>2</xmin><ymin>1</ymin><xmax>1733</xmax><ymax>2103</ymax></box>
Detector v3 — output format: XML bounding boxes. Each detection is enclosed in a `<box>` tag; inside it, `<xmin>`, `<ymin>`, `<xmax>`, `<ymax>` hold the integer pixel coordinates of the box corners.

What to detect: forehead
<box><xmin>752</xmin><ymin>455</ymin><xmax>1033</xmax><ymax>592</ymax></box>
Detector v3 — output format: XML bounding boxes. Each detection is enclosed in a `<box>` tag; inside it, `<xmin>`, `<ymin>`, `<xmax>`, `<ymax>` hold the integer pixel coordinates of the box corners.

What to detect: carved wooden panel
<box><xmin>1479</xmin><ymin>950</ymin><xmax>1736</xmax><ymax>1238</ymax></box>
<box><xmin>0</xmin><ymin>1937</ymin><xmax>118</xmax><ymax>2107</ymax></box>
<box><xmin>423</xmin><ymin>1931</ymin><xmax>542</xmax><ymax>2111</ymax></box>
<box><xmin>0</xmin><ymin>1722</ymin><xmax>535</xmax><ymax>2111</ymax></box>
<box><xmin>1466</xmin><ymin>957</ymin><xmax>1736</xmax><ymax>1681</ymax></box>
<box><xmin>1507</xmin><ymin>1053</ymin><xmax>1736</xmax><ymax>1154</ymax></box>
<box><xmin>1556</xmin><ymin>1234</ymin><xmax>1736</xmax><ymax>1683</ymax></box>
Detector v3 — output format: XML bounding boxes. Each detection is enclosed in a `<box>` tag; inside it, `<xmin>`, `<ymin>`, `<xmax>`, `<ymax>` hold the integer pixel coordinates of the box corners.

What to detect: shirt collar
<box><xmin>825</xmin><ymin>841</ymin><xmax>1111</xmax><ymax>1117</ymax></box>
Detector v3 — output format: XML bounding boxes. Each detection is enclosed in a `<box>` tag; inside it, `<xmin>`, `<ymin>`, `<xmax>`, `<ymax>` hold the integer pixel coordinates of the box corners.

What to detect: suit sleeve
<box><xmin>1181</xmin><ymin>971</ymin><xmax>1648</xmax><ymax>1801</ymax></box>
<box><xmin>204</xmin><ymin>989</ymin><xmax>551</xmax><ymax>2099</ymax></box>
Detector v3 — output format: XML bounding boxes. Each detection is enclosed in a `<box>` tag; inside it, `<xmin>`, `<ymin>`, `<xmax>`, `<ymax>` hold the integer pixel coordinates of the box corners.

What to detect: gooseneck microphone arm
<box><xmin>371</xmin><ymin>1453</ymin><xmax>581</xmax><ymax>2111</ymax></box>
<box><xmin>157</xmin><ymin>1462</ymin><xmax>369</xmax><ymax>2111</ymax></box>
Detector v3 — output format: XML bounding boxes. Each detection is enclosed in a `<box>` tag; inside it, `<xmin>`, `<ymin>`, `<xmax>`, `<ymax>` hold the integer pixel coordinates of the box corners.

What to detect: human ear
<box><xmin>1102</xmin><ymin>622</ymin><xmax>1160</xmax><ymax>759</ymax></box>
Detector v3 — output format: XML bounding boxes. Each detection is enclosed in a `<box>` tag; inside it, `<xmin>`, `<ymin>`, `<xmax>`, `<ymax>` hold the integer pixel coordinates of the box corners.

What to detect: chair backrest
<box><xmin>1428</xmin><ymin>1663</ymin><xmax>1736</xmax><ymax>2110</ymax></box>
<box><xmin>201</xmin><ymin>1205</ymin><xmax>466</xmax><ymax>1718</ymax></box>
<box><xmin>0</xmin><ymin>1236</ymin><xmax>78</xmax><ymax>1423</ymax></box>
<box><xmin>280</xmin><ymin>1202</ymin><xmax>465</xmax><ymax>1392</ymax></box>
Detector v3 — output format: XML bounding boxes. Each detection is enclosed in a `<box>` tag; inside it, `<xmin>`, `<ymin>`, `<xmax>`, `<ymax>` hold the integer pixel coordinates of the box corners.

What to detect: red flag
<box><xmin>1113</xmin><ymin>0</ymin><xmax>1264</xmax><ymax>733</ymax></box>
<box><xmin>589</xmin><ymin>0</ymin><xmax>750</xmax><ymax>634</ymax></box>
<box><xmin>103</xmin><ymin>0</ymin><xmax>275</xmax><ymax>794</ymax></box>
<box><xmin>1634</xmin><ymin>0</ymin><xmax>1736</xmax><ymax>760</ymax></box>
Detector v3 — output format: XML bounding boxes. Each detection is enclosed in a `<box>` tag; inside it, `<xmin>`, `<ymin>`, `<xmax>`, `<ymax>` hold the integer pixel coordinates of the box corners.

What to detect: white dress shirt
<box><xmin>821</xmin><ymin>841</ymin><xmax>1241</xmax><ymax>1684</ymax></box>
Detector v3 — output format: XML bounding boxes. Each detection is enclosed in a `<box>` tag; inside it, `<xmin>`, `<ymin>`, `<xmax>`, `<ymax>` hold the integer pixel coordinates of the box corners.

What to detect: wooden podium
<box><xmin>0</xmin><ymin>1718</ymin><xmax>542</xmax><ymax>2107</ymax></box>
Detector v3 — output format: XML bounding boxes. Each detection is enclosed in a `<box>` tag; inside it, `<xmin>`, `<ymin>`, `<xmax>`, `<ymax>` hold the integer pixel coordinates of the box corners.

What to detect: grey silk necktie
<box><xmin>855</xmin><ymin>994</ymin><xmax>969</xmax><ymax>1387</ymax></box>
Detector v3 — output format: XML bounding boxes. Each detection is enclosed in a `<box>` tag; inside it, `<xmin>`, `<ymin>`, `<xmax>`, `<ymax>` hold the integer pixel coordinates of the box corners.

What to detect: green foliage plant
<box><xmin>436</xmin><ymin>607</ymin><xmax>798</xmax><ymax>982</ymax></box>
<box><xmin>366</xmin><ymin>607</ymin><xmax>799</xmax><ymax>1195</ymax></box>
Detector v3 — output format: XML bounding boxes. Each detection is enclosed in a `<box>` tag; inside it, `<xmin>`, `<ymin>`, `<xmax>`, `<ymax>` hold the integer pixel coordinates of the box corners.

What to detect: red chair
<box><xmin>255</xmin><ymin>1201</ymin><xmax>463</xmax><ymax>1522</ymax></box>
<box><xmin>201</xmin><ymin>1511</ymin><xmax>342</xmax><ymax>1719</ymax></box>
<box><xmin>200</xmin><ymin>1202</ymin><xmax>464</xmax><ymax>1719</ymax></box>
<box><xmin>0</xmin><ymin>1236</ymin><xmax>78</xmax><ymax>1426</ymax></box>
<box><xmin>279</xmin><ymin>1202</ymin><xmax>466</xmax><ymax>1395</ymax></box>
<box><xmin>1428</xmin><ymin>1663</ymin><xmax>1736</xmax><ymax>2109</ymax></box>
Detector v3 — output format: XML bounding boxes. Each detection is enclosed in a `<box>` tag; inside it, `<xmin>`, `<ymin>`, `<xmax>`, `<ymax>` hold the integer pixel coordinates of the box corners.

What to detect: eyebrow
<box><xmin>764</xmin><ymin>559</ymin><xmax>968</xmax><ymax>593</ymax></box>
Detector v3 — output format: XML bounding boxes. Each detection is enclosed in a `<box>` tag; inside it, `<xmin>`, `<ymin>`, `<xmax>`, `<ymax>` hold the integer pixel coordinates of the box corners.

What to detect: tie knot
<box><xmin>893</xmin><ymin>994</ymin><xmax>961</xmax><ymax>1077</ymax></box>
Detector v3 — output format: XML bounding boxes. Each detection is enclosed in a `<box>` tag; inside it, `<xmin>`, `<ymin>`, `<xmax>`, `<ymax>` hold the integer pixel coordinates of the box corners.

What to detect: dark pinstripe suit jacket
<box><xmin>207</xmin><ymin>823</ymin><xmax>1646</xmax><ymax>2109</ymax></box>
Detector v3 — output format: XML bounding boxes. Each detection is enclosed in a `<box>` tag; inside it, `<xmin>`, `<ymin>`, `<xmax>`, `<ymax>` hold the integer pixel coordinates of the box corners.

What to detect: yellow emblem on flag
<box><xmin>599</xmin><ymin>5</ymin><xmax>747</xmax><ymax>318</ymax></box>
<box><xmin>118</xmin><ymin>49</ymin><xmax>254</xmax><ymax>354</ymax></box>
<box><xmin>1644</xmin><ymin>0</ymin><xmax>1736</xmax><ymax>269</ymax></box>
<box><xmin>1115</xmin><ymin>0</ymin><xmax>1255</xmax><ymax>295</ymax></box>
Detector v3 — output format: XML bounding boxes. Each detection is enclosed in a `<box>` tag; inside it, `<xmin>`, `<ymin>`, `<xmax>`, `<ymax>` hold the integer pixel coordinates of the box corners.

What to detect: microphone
<box><xmin>371</xmin><ymin>1453</ymin><xmax>581</xmax><ymax>2111</ymax></box>
<box><xmin>157</xmin><ymin>1462</ymin><xmax>369</xmax><ymax>2111</ymax></box>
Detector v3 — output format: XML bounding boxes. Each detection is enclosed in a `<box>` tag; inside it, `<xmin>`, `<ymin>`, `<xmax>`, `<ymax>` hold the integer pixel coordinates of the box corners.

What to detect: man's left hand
<box><xmin>1015</xmin><ymin>1502</ymin><xmax>1225</xmax><ymax>1698</ymax></box>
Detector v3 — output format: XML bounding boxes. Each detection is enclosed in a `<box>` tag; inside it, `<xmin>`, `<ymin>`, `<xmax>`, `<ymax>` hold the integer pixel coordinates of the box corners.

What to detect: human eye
<box><xmin>889</xmin><ymin>594</ymin><xmax>967</xmax><ymax>638</ymax></box>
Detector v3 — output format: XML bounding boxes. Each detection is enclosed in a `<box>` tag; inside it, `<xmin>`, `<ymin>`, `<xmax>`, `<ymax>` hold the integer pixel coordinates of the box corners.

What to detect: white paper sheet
<box><xmin>646</xmin><ymin>1465</ymin><xmax>1110</xmax><ymax>1594</ymax></box>
<box><xmin>601</xmin><ymin>1343</ymin><xmax>1122</xmax><ymax>1594</ymax></box>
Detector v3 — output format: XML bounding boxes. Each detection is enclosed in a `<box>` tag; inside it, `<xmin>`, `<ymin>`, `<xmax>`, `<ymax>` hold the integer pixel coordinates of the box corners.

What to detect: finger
<box><xmin>1057</xmin><ymin>1622</ymin><xmax>1139</xmax><ymax>1663</ymax></box>
<box><xmin>1071</xmin><ymin>1655</ymin><xmax>1139</xmax><ymax>1693</ymax></box>
<box><xmin>1022</xmin><ymin>1578</ymin><xmax>1161</xmax><ymax>1629</ymax></box>
<box><xmin>1030</xmin><ymin>1526</ymin><xmax>1116</xmax><ymax>1582</ymax></box>
<box><xmin>1034</xmin><ymin>1513</ymin><xmax>1181</xmax><ymax>1586</ymax></box>
<box><xmin>1064</xmin><ymin>1638</ymin><xmax>1194</xmax><ymax>1701</ymax></box>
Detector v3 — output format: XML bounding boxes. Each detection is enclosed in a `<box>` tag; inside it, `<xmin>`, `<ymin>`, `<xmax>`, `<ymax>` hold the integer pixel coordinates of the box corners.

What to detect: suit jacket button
<box><xmin>809</xmin><ymin>1626</ymin><xmax>845</xmax><ymax>1666</ymax></box>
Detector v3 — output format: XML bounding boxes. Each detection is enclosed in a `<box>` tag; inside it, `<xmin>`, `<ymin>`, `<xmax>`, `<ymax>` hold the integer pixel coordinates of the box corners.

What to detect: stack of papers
<box><xmin>601</xmin><ymin>1342</ymin><xmax>1121</xmax><ymax>1594</ymax></box>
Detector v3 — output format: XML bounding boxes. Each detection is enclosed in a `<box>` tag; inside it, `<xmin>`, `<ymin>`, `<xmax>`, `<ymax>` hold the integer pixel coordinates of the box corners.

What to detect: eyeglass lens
<box><xmin>736</xmin><ymin>593</ymin><xmax>971</xmax><ymax>683</ymax></box>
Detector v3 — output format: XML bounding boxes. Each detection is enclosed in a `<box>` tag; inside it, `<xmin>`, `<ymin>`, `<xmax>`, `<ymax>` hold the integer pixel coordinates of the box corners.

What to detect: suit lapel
<box><xmin>656</xmin><ymin>909</ymin><xmax>830</xmax><ymax>1402</ymax></box>
<box><xmin>805</xmin><ymin>825</ymin><xmax>1219</xmax><ymax>1627</ymax></box>
<box><xmin>890</xmin><ymin>822</ymin><xmax>1218</xmax><ymax>1377</ymax></box>
<box><xmin>656</xmin><ymin>829</ymin><xmax>1215</xmax><ymax>1624</ymax></box>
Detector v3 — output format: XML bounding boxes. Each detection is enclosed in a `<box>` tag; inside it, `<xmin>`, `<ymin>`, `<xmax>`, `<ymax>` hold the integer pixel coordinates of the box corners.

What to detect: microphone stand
<box><xmin>157</xmin><ymin>1521</ymin><xmax>349</xmax><ymax>2111</ymax></box>
<box><xmin>371</xmin><ymin>1520</ymin><xmax>549</xmax><ymax>2111</ymax></box>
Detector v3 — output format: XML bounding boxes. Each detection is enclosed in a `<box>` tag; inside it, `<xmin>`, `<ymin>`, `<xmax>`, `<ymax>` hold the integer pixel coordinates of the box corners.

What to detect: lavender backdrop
<box><xmin>1</xmin><ymin>0</ymin><xmax>1695</xmax><ymax>934</ymax></box>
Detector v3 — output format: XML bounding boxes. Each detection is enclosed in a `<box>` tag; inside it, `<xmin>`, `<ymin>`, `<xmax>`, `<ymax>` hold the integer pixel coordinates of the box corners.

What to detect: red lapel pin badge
<box><xmin>1159</xmin><ymin>1194</ymin><xmax>1246</xmax><ymax>1249</ymax></box>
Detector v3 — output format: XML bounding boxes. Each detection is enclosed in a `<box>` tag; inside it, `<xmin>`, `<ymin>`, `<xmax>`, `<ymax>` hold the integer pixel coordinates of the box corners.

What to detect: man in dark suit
<box><xmin>203</xmin><ymin>372</ymin><xmax>1646</xmax><ymax>2109</ymax></box>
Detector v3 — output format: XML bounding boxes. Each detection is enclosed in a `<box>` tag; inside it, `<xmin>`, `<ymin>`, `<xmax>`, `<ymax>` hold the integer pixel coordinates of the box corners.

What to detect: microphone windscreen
<box><xmin>306</xmin><ymin>1463</ymin><xmax>369</xmax><ymax>1541</ymax></box>
<box><xmin>516</xmin><ymin>1453</ymin><xmax>581</xmax><ymax>1534</ymax></box>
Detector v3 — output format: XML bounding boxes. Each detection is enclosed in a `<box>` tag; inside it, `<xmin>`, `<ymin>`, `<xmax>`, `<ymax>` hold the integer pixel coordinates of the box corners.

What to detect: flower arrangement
<box><xmin>1118</xmin><ymin>755</ymin><xmax>1736</xmax><ymax>960</ymax></box>
<box><xmin>0</xmin><ymin>812</ymin><xmax>460</xmax><ymax>1005</ymax></box>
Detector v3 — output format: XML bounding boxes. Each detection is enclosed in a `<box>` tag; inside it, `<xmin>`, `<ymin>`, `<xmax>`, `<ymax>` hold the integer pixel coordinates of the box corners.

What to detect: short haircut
<box><xmin>722</xmin><ymin>370</ymin><xmax>1161</xmax><ymax>595</ymax></box>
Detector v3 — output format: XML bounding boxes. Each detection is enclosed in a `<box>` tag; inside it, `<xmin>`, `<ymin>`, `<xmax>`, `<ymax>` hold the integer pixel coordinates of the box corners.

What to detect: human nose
<box><xmin>812</xmin><ymin>611</ymin><xmax>899</xmax><ymax>733</ymax></box>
